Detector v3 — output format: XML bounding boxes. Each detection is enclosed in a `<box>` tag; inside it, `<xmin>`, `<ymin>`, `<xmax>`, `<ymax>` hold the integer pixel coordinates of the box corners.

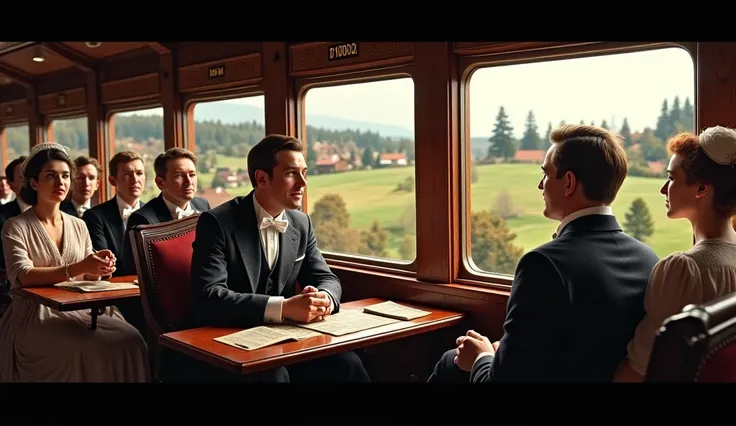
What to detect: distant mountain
<box><xmin>192</xmin><ymin>102</ymin><xmax>414</xmax><ymax>140</ymax></box>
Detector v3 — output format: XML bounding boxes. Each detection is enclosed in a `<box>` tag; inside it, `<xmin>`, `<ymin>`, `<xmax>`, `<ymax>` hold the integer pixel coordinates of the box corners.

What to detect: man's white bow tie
<box><xmin>176</xmin><ymin>209</ymin><xmax>196</xmax><ymax>220</ymax></box>
<box><xmin>259</xmin><ymin>217</ymin><xmax>289</xmax><ymax>233</ymax></box>
<box><xmin>122</xmin><ymin>207</ymin><xmax>135</xmax><ymax>220</ymax></box>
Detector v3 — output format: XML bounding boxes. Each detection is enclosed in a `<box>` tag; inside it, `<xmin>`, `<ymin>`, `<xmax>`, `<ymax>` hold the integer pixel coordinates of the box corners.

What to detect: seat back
<box><xmin>646</xmin><ymin>291</ymin><xmax>736</xmax><ymax>382</ymax></box>
<box><xmin>129</xmin><ymin>214</ymin><xmax>200</xmax><ymax>338</ymax></box>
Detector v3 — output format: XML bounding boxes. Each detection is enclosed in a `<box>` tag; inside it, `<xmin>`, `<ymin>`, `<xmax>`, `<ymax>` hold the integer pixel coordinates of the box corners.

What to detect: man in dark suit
<box><xmin>83</xmin><ymin>151</ymin><xmax>146</xmax><ymax>271</ymax></box>
<box><xmin>189</xmin><ymin>134</ymin><xmax>370</xmax><ymax>383</ymax></box>
<box><xmin>119</xmin><ymin>147</ymin><xmax>210</xmax><ymax>277</ymax></box>
<box><xmin>428</xmin><ymin>124</ymin><xmax>659</xmax><ymax>383</ymax></box>
<box><xmin>0</xmin><ymin>156</ymin><xmax>27</xmax><ymax>308</ymax></box>
<box><xmin>60</xmin><ymin>156</ymin><xmax>102</xmax><ymax>218</ymax></box>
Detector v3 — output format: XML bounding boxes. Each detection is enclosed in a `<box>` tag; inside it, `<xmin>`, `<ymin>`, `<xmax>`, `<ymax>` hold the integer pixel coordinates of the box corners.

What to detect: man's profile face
<box><xmin>538</xmin><ymin>144</ymin><xmax>566</xmax><ymax>221</ymax></box>
<box><xmin>72</xmin><ymin>164</ymin><xmax>100</xmax><ymax>202</ymax></box>
<box><xmin>0</xmin><ymin>177</ymin><xmax>9</xmax><ymax>198</ymax></box>
<box><xmin>259</xmin><ymin>150</ymin><xmax>307</xmax><ymax>211</ymax></box>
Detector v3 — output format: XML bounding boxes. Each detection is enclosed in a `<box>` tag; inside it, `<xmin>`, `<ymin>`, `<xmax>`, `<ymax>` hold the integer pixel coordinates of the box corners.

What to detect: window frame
<box><xmin>295</xmin><ymin>66</ymin><xmax>418</xmax><ymax>276</ymax></box>
<box><xmin>454</xmin><ymin>41</ymin><xmax>697</xmax><ymax>289</ymax></box>
<box><xmin>104</xmin><ymin>102</ymin><xmax>164</xmax><ymax>202</ymax></box>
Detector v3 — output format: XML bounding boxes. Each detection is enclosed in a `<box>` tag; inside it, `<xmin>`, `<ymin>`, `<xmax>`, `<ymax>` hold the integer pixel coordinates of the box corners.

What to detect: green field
<box><xmin>198</xmin><ymin>157</ymin><xmax>693</xmax><ymax>261</ymax></box>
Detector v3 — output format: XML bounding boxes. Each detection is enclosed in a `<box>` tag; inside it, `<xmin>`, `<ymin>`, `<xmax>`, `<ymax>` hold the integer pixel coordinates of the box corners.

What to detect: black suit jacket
<box><xmin>189</xmin><ymin>191</ymin><xmax>342</xmax><ymax>328</ymax></box>
<box><xmin>470</xmin><ymin>214</ymin><xmax>659</xmax><ymax>383</ymax></box>
<box><xmin>82</xmin><ymin>196</ymin><xmax>146</xmax><ymax>277</ymax></box>
<box><xmin>0</xmin><ymin>199</ymin><xmax>23</xmax><ymax>270</ymax></box>
<box><xmin>118</xmin><ymin>193</ymin><xmax>210</xmax><ymax>276</ymax></box>
<box><xmin>60</xmin><ymin>200</ymin><xmax>78</xmax><ymax>217</ymax></box>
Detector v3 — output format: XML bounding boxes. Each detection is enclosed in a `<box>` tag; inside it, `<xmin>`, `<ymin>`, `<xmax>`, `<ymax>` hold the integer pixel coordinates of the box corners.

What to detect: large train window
<box><xmin>109</xmin><ymin>107</ymin><xmax>163</xmax><ymax>203</ymax></box>
<box><xmin>189</xmin><ymin>95</ymin><xmax>265</xmax><ymax>208</ymax></box>
<box><xmin>4</xmin><ymin>123</ymin><xmax>30</xmax><ymax>162</ymax></box>
<box><xmin>50</xmin><ymin>117</ymin><xmax>88</xmax><ymax>159</ymax></box>
<box><xmin>302</xmin><ymin>77</ymin><xmax>416</xmax><ymax>264</ymax></box>
<box><xmin>465</xmin><ymin>47</ymin><xmax>695</xmax><ymax>278</ymax></box>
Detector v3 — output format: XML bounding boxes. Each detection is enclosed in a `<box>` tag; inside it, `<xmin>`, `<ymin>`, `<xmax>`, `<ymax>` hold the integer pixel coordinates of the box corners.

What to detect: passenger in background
<box><xmin>60</xmin><ymin>156</ymin><xmax>101</xmax><ymax>217</ymax></box>
<box><xmin>188</xmin><ymin>134</ymin><xmax>370</xmax><ymax>383</ymax></box>
<box><xmin>119</xmin><ymin>147</ymin><xmax>210</xmax><ymax>277</ymax></box>
<box><xmin>429</xmin><ymin>124</ymin><xmax>659</xmax><ymax>383</ymax></box>
<box><xmin>83</xmin><ymin>151</ymin><xmax>145</xmax><ymax>272</ymax></box>
<box><xmin>0</xmin><ymin>143</ymin><xmax>149</xmax><ymax>382</ymax></box>
<box><xmin>0</xmin><ymin>156</ymin><xmax>30</xmax><ymax>224</ymax></box>
<box><xmin>615</xmin><ymin>126</ymin><xmax>736</xmax><ymax>382</ymax></box>
<box><xmin>0</xmin><ymin>176</ymin><xmax>13</xmax><ymax>204</ymax></box>
<box><xmin>118</xmin><ymin>147</ymin><xmax>209</xmax><ymax>338</ymax></box>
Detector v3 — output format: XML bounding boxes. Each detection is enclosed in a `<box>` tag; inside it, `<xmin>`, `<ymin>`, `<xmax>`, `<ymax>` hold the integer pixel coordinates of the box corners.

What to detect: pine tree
<box><xmin>487</xmin><ymin>106</ymin><xmax>516</xmax><ymax>160</ymax></box>
<box><xmin>619</xmin><ymin>118</ymin><xmax>632</xmax><ymax>146</ymax></box>
<box><xmin>624</xmin><ymin>198</ymin><xmax>655</xmax><ymax>242</ymax></box>
<box><xmin>520</xmin><ymin>110</ymin><xmax>542</xmax><ymax>150</ymax></box>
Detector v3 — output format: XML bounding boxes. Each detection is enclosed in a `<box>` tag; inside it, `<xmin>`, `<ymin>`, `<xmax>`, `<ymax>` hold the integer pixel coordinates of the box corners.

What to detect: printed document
<box><xmin>294</xmin><ymin>309</ymin><xmax>400</xmax><ymax>336</ymax></box>
<box><xmin>53</xmin><ymin>280</ymin><xmax>138</xmax><ymax>293</ymax></box>
<box><xmin>215</xmin><ymin>324</ymin><xmax>321</xmax><ymax>351</ymax></box>
<box><xmin>363</xmin><ymin>300</ymin><xmax>431</xmax><ymax>321</ymax></box>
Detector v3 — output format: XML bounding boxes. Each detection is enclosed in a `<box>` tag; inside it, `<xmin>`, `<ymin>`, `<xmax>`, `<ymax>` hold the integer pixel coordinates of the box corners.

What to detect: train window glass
<box><xmin>4</xmin><ymin>123</ymin><xmax>30</xmax><ymax>163</ymax></box>
<box><xmin>189</xmin><ymin>95</ymin><xmax>265</xmax><ymax>208</ymax></box>
<box><xmin>51</xmin><ymin>117</ymin><xmax>89</xmax><ymax>159</ymax></box>
<box><xmin>466</xmin><ymin>47</ymin><xmax>695</xmax><ymax>276</ymax></box>
<box><xmin>303</xmin><ymin>78</ymin><xmax>416</xmax><ymax>263</ymax></box>
<box><xmin>110</xmin><ymin>107</ymin><xmax>163</xmax><ymax>203</ymax></box>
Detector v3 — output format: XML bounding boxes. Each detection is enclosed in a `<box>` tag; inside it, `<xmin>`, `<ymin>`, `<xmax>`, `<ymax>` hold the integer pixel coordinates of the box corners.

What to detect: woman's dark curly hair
<box><xmin>20</xmin><ymin>148</ymin><xmax>75</xmax><ymax>206</ymax></box>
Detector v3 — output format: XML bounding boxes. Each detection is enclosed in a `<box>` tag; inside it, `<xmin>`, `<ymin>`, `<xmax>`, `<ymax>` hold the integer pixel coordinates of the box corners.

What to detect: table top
<box><xmin>11</xmin><ymin>275</ymin><xmax>140</xmax><ymax>311</ymax></box>
<box><xmin>159</xmin><ymin>297</ymin><xmax>467</xmax><ymax>375</ymax></box>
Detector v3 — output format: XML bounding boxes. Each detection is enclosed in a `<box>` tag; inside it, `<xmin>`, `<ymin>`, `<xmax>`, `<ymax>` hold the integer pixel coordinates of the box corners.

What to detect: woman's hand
<box><xmin>79</xmin><ymin>250</ymin><xmax>116</xmax><ymax>277</ymax></box>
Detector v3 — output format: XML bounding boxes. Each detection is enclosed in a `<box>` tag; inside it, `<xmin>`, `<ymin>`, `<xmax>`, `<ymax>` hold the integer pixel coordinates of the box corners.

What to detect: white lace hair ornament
<box><xmin>20</xmin><ymin>142</ymin><xmax>71</xmax><ymax>188</ymax></box>
<box><xmin>699</xmin><ymin>126</ymin><xmax>736</xmax><ymax>167</ymax></box>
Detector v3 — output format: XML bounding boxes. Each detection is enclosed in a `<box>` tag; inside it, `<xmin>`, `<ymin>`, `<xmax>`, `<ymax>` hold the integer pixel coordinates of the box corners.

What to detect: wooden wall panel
<box><xmin>454</xmin><ymin>41</ymin><xmax>599</xmax><ymax>56</ymax></box>
<box><xmin>697</xmin><ymin>42</ymin><xmax>736</xmax><ymax>129</ymax></box>
<box><xmin>0</xmin><ymin>99</ymin><xmax>29</xmax><ymax>123</ymax></box>
<box><xmin>38</xmin><ymin>88</ymin><xmax>85</xmax><ymax>115</ymax></box>
<box><xmin>290</xmin><ymin>42</ymin><xmax>413</xmax><ymax>77</ymax></box>
<box><xmin>101</xmin><ymin>73</ymin><xmax>159</xmax><ymax>105</ymax></box>
<box><xmin>178</xmin><ymin>54</ymin><xmax>261</xmax><ymax>93</ymax></box>
<box><xmin>0</xmin><ymin>83</ymin><xmax>25</xmax><ymax>102</ymax></box>
<box><xmin>177</xmin><ymin>42</ymin><xmax>262</xmax><ymax>67</ymax></box>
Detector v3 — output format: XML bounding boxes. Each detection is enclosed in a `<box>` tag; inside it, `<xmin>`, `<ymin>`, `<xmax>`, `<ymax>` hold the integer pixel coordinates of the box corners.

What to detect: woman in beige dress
<box><xmin>0</xmin><ymin>143</ymin><xmax>149</xmax><ymax>382</ymax></box>
<box><xmin>614</xmin><ymin>126</ymin><xmax>736</xmax><ymax>382</ymax></box>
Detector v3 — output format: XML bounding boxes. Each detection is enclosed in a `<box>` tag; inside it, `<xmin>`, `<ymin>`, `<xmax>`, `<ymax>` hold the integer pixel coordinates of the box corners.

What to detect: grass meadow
<box><xmin>198</xmin><ymin>155</ymin><xmax>694</xmax><ymax>263</ymax></box>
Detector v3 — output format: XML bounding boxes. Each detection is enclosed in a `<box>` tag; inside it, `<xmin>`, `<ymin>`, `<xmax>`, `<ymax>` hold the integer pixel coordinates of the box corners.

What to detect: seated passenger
<box><xmin>614</xmin><ymin>127</ymin><xmax>736</xmax><ymax>382</ymax></box>
<box><xmin>428</xmin><ymin>124</ymin><xmax>659</xmax><ymax>383</ymax></box>
<box><xmin>188</xmin><ymin>134</ymin><xmax>370</xmax><ymax>383</ymax></box>
<box><xmin>60</xmin><ymin>156</ymin><xmax>101</xmax><ymax>218</ymax></box>
<box><xmin>119</xmin><ymin>147</ymin><xmax>210</xmax><ymax>277</ymax></box>
<box><xmin>0</xmin><ymin>143</ymin><xmax>149</xmax><ymax>382</ymax></box>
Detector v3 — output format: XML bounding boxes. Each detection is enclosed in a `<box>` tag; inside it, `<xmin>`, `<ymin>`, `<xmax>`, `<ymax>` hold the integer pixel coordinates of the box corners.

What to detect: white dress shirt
<box><xmin>115</xmin><ymin>196</ymin><xmax>141</xmax><ymax>229</ymax></box>
<box><xmin>253</xmin><ymin>196</ymin><xmax>334</xmax><ymax>323</ymax></box>
<box><xmin>472</xmin><ymin>205</ymin><xmax>615</xmax><ymax>370</ymax></box>
<box><xmin>71</xmin><ymin>199</ymin><xmax>92</xmax><ymax>217</ymax></box>
<box><xmin>162</xmin><ymin>196</ymin><xmax>196</xmax><ymax>220</ymax></box>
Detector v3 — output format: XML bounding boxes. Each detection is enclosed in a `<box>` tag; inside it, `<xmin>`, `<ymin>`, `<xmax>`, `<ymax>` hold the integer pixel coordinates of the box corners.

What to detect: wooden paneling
<box><xmin>454</xmin><ymin>41</ymin><xmax>600</xmax><ymax>56</ymax></box>
<box><xmin>697</xmin><ymin>43</ymin><xmax>736</xmax><ymax>129</ymax></box>
<box><xmin>177</xmin><ymin>42</ymin><xmax>262</xmax><ymax>67</ymax></box>
<box><xmin>290</xmin><ymin>42</ymin><xmax>413</xmax><ymax>77</ymax></box>
<box><xmin>62</xmin><ymin>42</ymin><xmax>149</xmax><ymax>59</ymax></box>
<box><xmin>100</xmin><ymin>50</ymin><xmax>160</xmax><ymax>82</ymax></box>
<box><xmin>0</xmin><ymin>83</ymin><xmax>25</xmax><ymax>102</ymax></box>
<box><xmin>0</xmin><ymin>98</ymin><xmax>29</xmax><ymax>123</ymax></box>
<box><xmin>38</xmin><ymin>88</ymin><xmax>85</xmax><ymax>115</ymax></box>
<box><xmin>0</xmin><ymin>47</ymin><xmax>74</xmax><ymax>75</ymax></box>
<box><xmin>36</xmin><ymin>68</ymin><xmax>86</xmax><ymax>95</ymax></box>
<box><xmin>178</xmin><ymin>54</ymin><xmax>261</xmax><ymax>93</ymax></box>
<box><xmin>101</xmin><ymin>73</ymin><xmax>159</xmax><ymax>105</ymax></box>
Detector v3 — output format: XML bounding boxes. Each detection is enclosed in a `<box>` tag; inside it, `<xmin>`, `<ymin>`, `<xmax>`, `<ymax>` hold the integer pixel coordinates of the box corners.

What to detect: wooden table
<box><xmin>11</xmin><ymin>275</ymin><xmax>140</xmax><ymax>330</ymax></box>
<box><xmin>159</xmin><ymin>297</ymin><xmax>466</xmax><ymax>375</ymax></box>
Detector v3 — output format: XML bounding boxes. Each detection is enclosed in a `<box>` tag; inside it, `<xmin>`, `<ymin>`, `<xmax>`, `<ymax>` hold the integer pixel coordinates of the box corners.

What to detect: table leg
<box><xmin>89</xmin><ymin>307</ymin><xmax>104</xmax><ymax>330</ymax></box>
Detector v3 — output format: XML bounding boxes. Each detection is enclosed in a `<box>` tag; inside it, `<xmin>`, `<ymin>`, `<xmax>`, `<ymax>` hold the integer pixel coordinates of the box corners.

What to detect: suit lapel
<box><xmin>233</xmin><ymin>194</ymin><xmax>261</xmax><ymax>293</ymax></box>
<box><xmin>275</xmin><ymin>221</ymin><xmax>299</xmax><ymax>295</ymax></box>
<box><xmin>103</xmin><ymin>197</ymin><xmax>124</xmax><ymax>252</ymax></box>
<box><xmin>152</xmin><ymin>194</ymin><xmax>174</xmax><ymax>222</ymax></box>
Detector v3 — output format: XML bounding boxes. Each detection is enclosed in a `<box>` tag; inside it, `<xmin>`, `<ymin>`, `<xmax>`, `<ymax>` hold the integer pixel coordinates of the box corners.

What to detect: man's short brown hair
<box><xmin>5</xmin><ymin>156</ymin><xmax>26</xmax><ymax>183</ymax></box>
<box><xmin>153</xmin><ymin>147</ymin><xmax>198</xmax><ymax>179</ymax></box>
<box><xmin>247</xmin><ymin>134</ymin><xmax>304</xmax><ymax>188</ymax></box>
<box><xmin>668</xmin><ymin>130</ymin><xmax>736</xmax><ymax>217</ymax></box>
<box><xmin>74</xmin><ymin>156</ymin><xmax>102</xmax><ymax>179</ymax></box>
<box><xmin>549</xmin><ymin>124</ymin><xmax>628</xmax><ymax>204</ymax></box>
<box><xmin>109</xmin><ymin>151</ymin><xmax>143</xmax><ymax>177</ymax></box>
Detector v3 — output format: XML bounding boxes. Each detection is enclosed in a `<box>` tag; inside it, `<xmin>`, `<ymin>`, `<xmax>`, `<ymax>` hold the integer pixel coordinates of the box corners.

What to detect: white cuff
<box><xmin>264</xmin><ymin>296</ymin><xmax>285</xmax><ymax>323</ymax></box>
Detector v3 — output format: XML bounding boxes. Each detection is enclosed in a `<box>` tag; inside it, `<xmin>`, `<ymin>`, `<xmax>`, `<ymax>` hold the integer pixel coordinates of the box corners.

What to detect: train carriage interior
<box><xmin>0</xmin><ymin>41</ymin><xmax>735</xmax><ymax>387</ymax></box>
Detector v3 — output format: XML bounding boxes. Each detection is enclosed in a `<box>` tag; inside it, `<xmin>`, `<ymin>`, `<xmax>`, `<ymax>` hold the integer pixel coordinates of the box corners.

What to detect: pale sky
<box><xmin>120</xmin><ymin>46</ymin><xmax>695</xmax><ymax>139</ymax></box>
